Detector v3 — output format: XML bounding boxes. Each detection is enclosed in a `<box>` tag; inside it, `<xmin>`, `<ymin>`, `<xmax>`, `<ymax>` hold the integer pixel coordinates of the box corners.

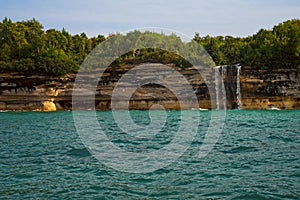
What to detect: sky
<box><xmin>0</xmin><ymin>0</ymin><xmax>299</xmax><ymax>38</ymax></box>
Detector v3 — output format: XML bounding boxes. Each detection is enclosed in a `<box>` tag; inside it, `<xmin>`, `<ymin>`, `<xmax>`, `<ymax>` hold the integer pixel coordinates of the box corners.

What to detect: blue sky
<box><xmin>0</xmin><ymin>0</ymin><xmax>299</xmax><ymax>38</ymax></box>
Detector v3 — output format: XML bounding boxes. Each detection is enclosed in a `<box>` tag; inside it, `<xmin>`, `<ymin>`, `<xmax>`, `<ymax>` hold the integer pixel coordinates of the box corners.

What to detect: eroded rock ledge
<box><xmin>0</xmin><ymin>64</ymin><xmax>299</xmax><ymax>111</ymax></box>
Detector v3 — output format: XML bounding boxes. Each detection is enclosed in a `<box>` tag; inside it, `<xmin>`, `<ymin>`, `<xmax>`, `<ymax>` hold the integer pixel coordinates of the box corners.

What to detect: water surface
<box><xmin>0</xmin><ymin>110</ymin><xmax>299</xmax><ymax>199</ymax></box>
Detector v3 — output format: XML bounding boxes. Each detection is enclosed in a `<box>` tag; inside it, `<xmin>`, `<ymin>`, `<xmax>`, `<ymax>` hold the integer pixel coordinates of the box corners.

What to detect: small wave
<box><xmin>232</xmin><ymin>193</ymin><xmax>271</xmax><ymax>200</ymax></box>
<box><xmin>66</xmin><ymin>147</ymin><xmax>91</xmax><ymax>157</ymax></box>
<box><xmin>130</xmin><ymin>177</ymin><xmax>156</xmax><ymax>183</ymax></box>
<box><xmin>221</xmin><ymin>146</ymin><xmax>258</xmax><ymax>154</ymax></box>
<box><xmin>268</xmin><ymin>135</ymin><xmax>294</xmax><ymax>142</ymax></box>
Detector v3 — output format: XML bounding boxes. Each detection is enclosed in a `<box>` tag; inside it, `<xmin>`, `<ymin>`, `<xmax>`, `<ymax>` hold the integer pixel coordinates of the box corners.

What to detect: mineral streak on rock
<box><xmin>0</xmin><ymin>64</ymin><xmax>299</xmax><ymax>111</ymax></box>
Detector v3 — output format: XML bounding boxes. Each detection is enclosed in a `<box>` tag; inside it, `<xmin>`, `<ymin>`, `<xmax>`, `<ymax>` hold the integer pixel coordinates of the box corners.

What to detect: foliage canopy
<box><xmin>0</xmin><ymin>18</ymin><xmax>299</xmax><ymax>76</ymax></box>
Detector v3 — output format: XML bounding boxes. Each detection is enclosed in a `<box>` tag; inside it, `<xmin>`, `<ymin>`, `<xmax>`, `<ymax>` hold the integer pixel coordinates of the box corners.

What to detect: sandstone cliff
<box><xmin>0</xmin><ymin>64</ymin><xmax>299</xmax><ymax>111</ymax></box>
<box><xmin>240</xmin><ymin>67</ymin><xmax>300</xmax><ymax>109</ymax></box>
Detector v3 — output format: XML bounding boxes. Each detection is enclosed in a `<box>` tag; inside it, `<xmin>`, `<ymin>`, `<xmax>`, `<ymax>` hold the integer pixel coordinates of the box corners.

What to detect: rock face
<box><xmin>0</xmin><ymin>73</ymin><xmax>75</xmax><ymax>111</ymax></box>
<box><xmin>0</xmin><ymin>64</ymin><xmax>299</xmax><ymax>111</ymax></box>
<box><xmin>240</xmin><ymin>67</ymin><xmax>300</xmax><ymax>109</ymax></box>
<box><xmin>41</xmin><ymin>100</ymin><xmax>57</xmax><ymax>112</ymax></box>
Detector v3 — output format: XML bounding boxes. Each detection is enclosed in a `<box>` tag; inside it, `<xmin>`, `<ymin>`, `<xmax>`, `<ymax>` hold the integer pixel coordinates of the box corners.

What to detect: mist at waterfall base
<box><xmin>1</xmin><ymin>110</ymin><xmax>299</xmax><ymax>199</ymax></box>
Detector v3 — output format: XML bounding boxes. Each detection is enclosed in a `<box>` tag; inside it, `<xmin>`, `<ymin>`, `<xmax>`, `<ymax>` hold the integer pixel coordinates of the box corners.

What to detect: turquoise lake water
<box><xmin>0</xmin><ymin>110</ymin><xmax>299</xmax><ymax>199</ymax></box>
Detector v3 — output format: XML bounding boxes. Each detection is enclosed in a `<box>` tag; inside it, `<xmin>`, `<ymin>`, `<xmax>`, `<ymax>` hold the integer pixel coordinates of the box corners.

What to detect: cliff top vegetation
<box><xmin>0</xmin><ymin>18</ymin><xmax>299</xmax><ymax>76</ymax></box>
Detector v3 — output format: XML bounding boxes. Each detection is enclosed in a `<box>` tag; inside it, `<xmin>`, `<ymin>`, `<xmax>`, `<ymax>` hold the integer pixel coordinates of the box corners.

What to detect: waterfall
<box><xmin>214</xmin><ymin>67</ymin><xmax>220</xmax><ymax>110</ymax></box>
<box><xmin>236</xmin><ymin>64</ymin><xmax>242</xmax><ymax>109</ymax></box>
<box><xmin>215</xmin><ymin>65</ymin><xmax>241</xmax><ymax>110</ymax></box>
<box><xmin>214</xmin><ymin>66</ymin><xmax>227</xmax><ymax>110</ymax></box>
<box><xmin>221</xmin><ymin>66</ymin><xmax>227</xmax><ymax>110</ymax></box>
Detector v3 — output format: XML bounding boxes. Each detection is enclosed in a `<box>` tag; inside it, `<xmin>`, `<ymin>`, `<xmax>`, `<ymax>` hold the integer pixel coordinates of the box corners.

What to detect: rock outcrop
<box><xmin>0</xmin><ymin>64</ymin><xmax>299</xmax><ymax>111</ymax></box>
<box><xmin>0</xmin><ymin>73</ymin><xmax>75</xmax><ymax>111</ymax></box>
<box><xmin>41</xmin><ymin>100</ymin><xmax>57</xmax><ymax>112</ymax></box>
<box><xmin>240</xmin><ymin>67</ymin><xmax>300</xmax><ymax>109</ymax></box>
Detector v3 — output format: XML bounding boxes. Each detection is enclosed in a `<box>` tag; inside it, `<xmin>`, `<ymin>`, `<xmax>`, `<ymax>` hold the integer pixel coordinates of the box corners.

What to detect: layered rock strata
<box><xmin>0</xmin><ymin>64</ymin><xmax>299</xmax><ymax>111</ymax></box>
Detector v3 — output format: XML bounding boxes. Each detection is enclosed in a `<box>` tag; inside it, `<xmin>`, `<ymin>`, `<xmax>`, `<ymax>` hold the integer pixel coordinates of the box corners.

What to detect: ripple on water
<box><xmin>0</xmin><ymin>110</ymin><xmax>299</xmax><ymax>199</ymax></box>
<box><xmin>66</xmin><ymin>147</ymin><xmax>91</xmax><ymax>157</ymax></box>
